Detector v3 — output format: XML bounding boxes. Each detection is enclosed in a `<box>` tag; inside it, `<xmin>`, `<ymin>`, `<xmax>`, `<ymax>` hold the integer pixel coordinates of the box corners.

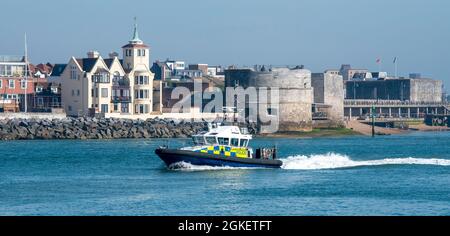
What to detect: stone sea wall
<box><xmin>0</xmin><ymin>117</ymin><xmax>258</xmax><ymax>141</ymax></box>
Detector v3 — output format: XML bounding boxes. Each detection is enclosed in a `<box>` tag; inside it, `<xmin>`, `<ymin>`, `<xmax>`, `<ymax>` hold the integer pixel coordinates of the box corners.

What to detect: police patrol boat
<box><xmin>155</xmin><ymin>123</ymin><xmax>282</xmax><ymax>169</ymax></box>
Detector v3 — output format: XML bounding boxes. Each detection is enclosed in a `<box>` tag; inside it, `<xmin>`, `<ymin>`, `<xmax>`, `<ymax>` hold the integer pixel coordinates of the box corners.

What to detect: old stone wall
<box><xmin>410</xmin><ymin>79</ymin><xmax>442</xmax><ymax>102</ymax></box>
<box><xmin>225</xmin><ymin>68</ymin><xmax>313</xmax><ymax>132</ymax></box>
<box><xmin>311</xmin><ymin>73</ymin><xmax>344</xmax><ymax>126</ymax></box>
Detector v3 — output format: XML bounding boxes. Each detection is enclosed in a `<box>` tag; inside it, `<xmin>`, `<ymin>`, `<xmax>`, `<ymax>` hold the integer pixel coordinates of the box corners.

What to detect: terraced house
<box><xmin>60</xmin><ymin>22</ymin><xmax>162</xmax><ymax>117</ymax></box>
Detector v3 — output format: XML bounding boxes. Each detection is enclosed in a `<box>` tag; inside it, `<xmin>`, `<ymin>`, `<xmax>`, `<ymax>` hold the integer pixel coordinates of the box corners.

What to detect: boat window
<box><xmin>193</xmin><ymin>136</ymin><xmax>205</xmax><ymax>145</ymax></box>
<box><xmin>240</xmin><ymin>139</ymin><xmax>248</xmax><ymax>147</ymax></box>
<box><xmin>205</xmin><ymin>136</ymin><xmax>217</xmax><ymax>144</ymax></box>
<box><xmin>231</xmin><ymin>138</ymin><xmax>239</xmax><ymax>147</ymax></box>
<box><xmin>218</xmin><ymin>137</ymin><xmax>229</xmax><ymax>145</ymax></box>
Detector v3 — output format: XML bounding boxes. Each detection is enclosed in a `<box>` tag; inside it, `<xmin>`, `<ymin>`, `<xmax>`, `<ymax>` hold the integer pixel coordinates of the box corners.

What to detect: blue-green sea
<box><xmin>1</xmin><ymin>131</ymin><xmax>450</xmax><ymax>215</ymax></box>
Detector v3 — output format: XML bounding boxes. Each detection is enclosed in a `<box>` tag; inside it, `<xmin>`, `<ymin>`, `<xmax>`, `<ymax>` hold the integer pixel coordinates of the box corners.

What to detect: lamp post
<box><xmin>371</xmin><ymin>104</ymin><xmax>376</xmax><ymax>137</ymax></box>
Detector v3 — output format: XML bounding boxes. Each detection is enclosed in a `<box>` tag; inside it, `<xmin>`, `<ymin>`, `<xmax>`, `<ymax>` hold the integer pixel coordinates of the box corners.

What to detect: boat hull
<box><xmin>155</xmin><ymin>148</ymin><xmax>282</xmax><ymax>169</ymax></box>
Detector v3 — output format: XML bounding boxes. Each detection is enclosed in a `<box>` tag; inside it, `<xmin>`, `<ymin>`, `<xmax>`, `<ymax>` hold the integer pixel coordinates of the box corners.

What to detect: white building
<box><xmin>60</xmin><ymin>21</ymin><xmax>162</xmax><ymax>117</ymax></box>
<box><xmin>165</xmin><ymin>60</ymin><xmax>185</xmax><ymax>72</ymax></box>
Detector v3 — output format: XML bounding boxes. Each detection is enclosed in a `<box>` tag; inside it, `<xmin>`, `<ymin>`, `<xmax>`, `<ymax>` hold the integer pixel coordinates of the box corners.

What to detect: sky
<box><xmin>1</xmin><ymin>0</ymin><xmax>449</xmax><ymax>90</ymax></box>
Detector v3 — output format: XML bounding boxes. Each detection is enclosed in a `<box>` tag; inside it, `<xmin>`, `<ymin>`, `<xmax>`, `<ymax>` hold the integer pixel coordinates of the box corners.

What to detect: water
<box><xmin>0</xmin><ymin>131</ymin><xmax>449</xmax><ymax>215</ymax></box>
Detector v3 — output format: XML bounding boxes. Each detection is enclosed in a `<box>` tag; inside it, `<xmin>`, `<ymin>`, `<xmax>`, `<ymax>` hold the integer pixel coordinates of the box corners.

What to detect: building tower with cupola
<box><xmin>121</xmin><ymin>18</ymin><xmax>161</xmax><ymax>115</ymax></box>
<box><xmin>122</xmin><ymin>19</ymin><xmax>150</xmax><ymax>71</ymax></box>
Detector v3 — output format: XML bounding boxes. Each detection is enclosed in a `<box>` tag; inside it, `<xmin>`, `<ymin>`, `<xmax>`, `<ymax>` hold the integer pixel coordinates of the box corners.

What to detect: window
<box><xmin>135</xmin><ymin>89</ymin><xmax>149</xmax><ymax>99</ymax></box>
<box><xmin>72</xmin><ymin>90</ymin><xmax>75</xmax><ymax>96</ymax></box>
<box><xmin>121</xmin><ymin>103</ymin><xmax>129</xmax><ymax>113</ymax></box>
<box><xmin>101</xmin><ymin>88</ymin><xmax>108</xmax><ymax>98</ymax></box>
<box><xmin>77</xmin><ymin>90</ymin><xmax>80</xmax><ymax>96</ymax></box>
<box><xmin>134</xmin><ymin>104</ymin><xmax>149</xmax><ymax>114</ymax></box>
<box><xmin>8</xmin><ymin>80</ymin><xmax>14</xmax><ymax>89</ymax></box>
<box><xmin>37</xmin><ymin>97</ymin><xmax>44</xmax><ymax>106</ymax></box>
<box><xmin>205</xmin><ymin>136</ymin><xmax>217</xmax><ymax>144</ymax></box>
<box><xmin>218</xmin><ymin>137</ymin><xmax>229</xmax><ymax>145</ymax></box>
<box><xmin>192</xmin><ymin>136</ymin><xmax>205</xmax><ymax>145</ymax></box>
<box><xmin>142</xmin><ymin>50</ymin><xmax>146</xmax><ymax>56</ymax></box>
<box><xmin>231</xmin><ymin>138</ymin><xmax>239</xmax><ymax>147</ymax></box>
<box><xmin>138</xmin><ymin>49</ymin><xmax>141</xmax><ymax>56</ymax></box>
<box><xmin>70</xmin><ymin>66</ymin><xmax>77</xmax><ymax>80</ymax></box>
<box><xmin>91</xmin><ymin>89</ymin><xmax>98</xmax><ymax>97</ymax></box>
<box><xmin>101</xmin><ymin>104</ymin><xmax>108</xmax><ymax>113</ymax></box>
<box><xmin>0</xmin><ymin>80</ymin><xmax>2</xmax><ymax>88</ymax></box>
<box><xmin>0</xmin><ymin>65</ymin><xmax>14</xmax><ymax>76</ymax></box>
<box><xmin>92</xmin><ymin>73</ymin><xmax>110</xmax><ymax>83</ymax></box>
<box><xmin>135</xmin><ymin>75</ymin><xmax>149</xmax><ymax>85</ymax></box>
<box><xmin>52</xmin><ymin>97</ymin><xmax>59</xmax><ymax>106</ymax></box>
<box><xmin>113</xmin><ymin>104</ymin><xmax>118</xmax><ymax>111</ymax></box>
<box><xmin>20</xmin><ymin>80</ymin><xmax>27</xmax><ymax>89</ymax></box>
<box><xmin>240</xmin><ymin>139</ymin><xmax>248</xmax><ymax>147</ymax></box>
<box><xmin>68</xmin><ymin>105</ymin><xmax>72</xmax><ymax>111</ymax></box>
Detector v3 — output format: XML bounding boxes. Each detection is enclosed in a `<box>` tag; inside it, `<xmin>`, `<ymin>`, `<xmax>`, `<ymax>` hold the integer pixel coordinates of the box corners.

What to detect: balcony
<box><xmin>91</xmin><ymin>72</ymin><xmax>110</xmax><ymax>83</ymax></box>
<box><xmin>111</xmin><ymin>96</ymin><xmax>131</xmax><ymax>103</ymax></box>
<box><xmin>112</xmin><ymin>76</ymin><xmax>130</xmax><ymax>87</ymax></box>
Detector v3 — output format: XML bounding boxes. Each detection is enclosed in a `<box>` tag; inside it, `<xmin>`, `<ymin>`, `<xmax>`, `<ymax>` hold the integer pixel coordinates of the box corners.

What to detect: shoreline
<box><xmin>1</xmin><ymin>117</ymin><xmax>448</xmax><ymax>141</ymax></box>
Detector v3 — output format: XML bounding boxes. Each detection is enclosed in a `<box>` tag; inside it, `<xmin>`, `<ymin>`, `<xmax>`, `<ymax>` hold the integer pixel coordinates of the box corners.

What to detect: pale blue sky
<box><xmin>1</xmin><ymin>0</ymin><xmax>449</xmax><ymax>90</ymax></box>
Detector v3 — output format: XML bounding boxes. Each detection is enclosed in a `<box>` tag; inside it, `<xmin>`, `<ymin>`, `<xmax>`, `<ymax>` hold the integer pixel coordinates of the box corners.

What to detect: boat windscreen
<box><xmin>192</xmin><ymin>136</ymin><xmax>205</xmax><ymax>145</ymax></box>
<box><xmin>240</xmin><ymin>139</ymin><xmax>248</xmax><ymax>147</ymax></box>
<box><xmin>231</xmin><ymin>138</ymin><xmax>239</xmax><ymax>147</ymax></box>
<box><xmin>218</xmin><ymin>137</ymin><xmax>229</xmax><ymax>145</ymax></box>
<box><xmin>205</xmin><ymin>136</ymin><xmax>217</xmax><ymax>144</ymax></box>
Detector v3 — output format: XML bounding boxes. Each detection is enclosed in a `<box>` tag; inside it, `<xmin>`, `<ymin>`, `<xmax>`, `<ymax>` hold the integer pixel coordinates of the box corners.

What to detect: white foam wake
<box><xmin>168</xmin><ymin>161</ymin><xmax>260</xmax><ymax>171</ymax></box>
<box><xmin>281</xmin><ymin>153</ymin><xmax>450</xmax><ymax>170</ymax></box>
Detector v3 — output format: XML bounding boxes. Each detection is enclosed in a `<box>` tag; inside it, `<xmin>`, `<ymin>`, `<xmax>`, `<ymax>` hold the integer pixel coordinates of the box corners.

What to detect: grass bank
<box><xmin>258</xmin><ymin>128</ymin><xmax>361</xmax><ymax>138</ymax></box>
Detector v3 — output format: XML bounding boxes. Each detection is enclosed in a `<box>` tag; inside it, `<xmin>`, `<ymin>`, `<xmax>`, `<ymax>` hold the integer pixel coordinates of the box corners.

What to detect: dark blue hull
<box><xmin>155</xmin><ymin>148</ymin><xmax>282</xmax><ymax>169</ymax></box>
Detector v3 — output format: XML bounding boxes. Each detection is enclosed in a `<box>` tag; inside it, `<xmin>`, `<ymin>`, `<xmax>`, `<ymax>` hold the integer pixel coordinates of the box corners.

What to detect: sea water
<box><xmin>0</xmin><ymin>131</ymin><xmax>449</xmax><ymax>215</ymax></box>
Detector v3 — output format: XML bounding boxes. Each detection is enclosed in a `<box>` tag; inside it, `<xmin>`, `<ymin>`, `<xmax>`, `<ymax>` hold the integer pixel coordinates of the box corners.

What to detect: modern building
<box><xmin>173</xmin><ymin>69</ymin><xmax>203</xmax><ymax>79</ymax></box>
<box><xmin>60</xmin><ymin>21</ymin><xmax>162</xmax><ymax>117</ymax></box>
<box><xmin>344</xmin><ymin>74</ymin><xmax>446</xmax><ymax>119</ymax></box>
<box><xmin>151</xmin><ymin>61</ymin><xmax>172</xmax><ymax>81</ymax></box>
<box><xmin>188</xmin><ymin>64</ymin><xmax>208</xmax><ymax>75</ymax></box>
<box><xmin>346</xmin><ymin>77</ymin><xmax>442</xmax><ymax>102</ymax></box>
<box><xmin>339</xmin><ymin>64</ymin><xmax>369</xmax><ymax>81</ymax></box>
<box><xmin>207</xmin><ymin>65</ymin><xmax>223</xmax><ymax>77</ymax></box>
<box><xmin>165</xmin><ymin>60</ymin><xmax>186</xmax><ymax>72</ymax></box>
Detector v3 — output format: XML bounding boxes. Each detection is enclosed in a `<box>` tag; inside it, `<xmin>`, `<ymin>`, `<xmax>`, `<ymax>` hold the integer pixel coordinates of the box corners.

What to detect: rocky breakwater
<box><xmin>0</xmin><ymin>117</ymin><xmax>213</xmax><ymax>140</ymax></box>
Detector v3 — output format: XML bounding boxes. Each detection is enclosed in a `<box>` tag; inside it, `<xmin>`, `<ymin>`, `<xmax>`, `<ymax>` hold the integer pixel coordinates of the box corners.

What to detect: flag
<box><xmin>393</xmin><ymin>57</ymin><xmax>397</xmax><ymax>64</ymax></box>
<box><xmin>376</xmin><ymin>58</ymin><xmax>381</xmax><ymax>64</ymax></box>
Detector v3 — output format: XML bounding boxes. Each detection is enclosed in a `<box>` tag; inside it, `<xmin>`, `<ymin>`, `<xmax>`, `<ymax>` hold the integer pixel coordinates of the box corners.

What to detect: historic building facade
<box><xmin>60</xmin><ymin>22</ymin><xmax>162</xmax><ymax>117</ymax></box>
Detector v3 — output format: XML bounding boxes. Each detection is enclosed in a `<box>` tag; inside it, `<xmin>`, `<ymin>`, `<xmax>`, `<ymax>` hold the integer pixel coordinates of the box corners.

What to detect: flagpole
<box><xmin>24</xmin><ymin>33</ymin><xmax>28</xmax><ymax>113</ymax></box>
<box><xmin>394</xmin><ymin>57</ymin><xmax>398</xmax><ymax>78</ymax></box>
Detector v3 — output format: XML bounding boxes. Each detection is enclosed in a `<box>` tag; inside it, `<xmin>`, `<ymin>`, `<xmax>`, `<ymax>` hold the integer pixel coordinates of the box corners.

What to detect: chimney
<box><xmin>87</xmin><ymin>51</ymin><xmax>100</xmax><ymax>58</ymax></box>
<box><xmin>109</xmin><ymin>52</ymin><xmax>119</xmax><ymax>59</ymax></box>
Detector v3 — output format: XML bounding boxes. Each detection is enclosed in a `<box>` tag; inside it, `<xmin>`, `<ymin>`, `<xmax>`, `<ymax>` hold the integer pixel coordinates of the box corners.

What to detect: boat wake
<box><xmin>281</xmin><ymin>153</ymin><xmax>450</xmax><ymax>170</ymax></box>
<box><xmin>165</xmin><ymin>153</ymin><xmax>450</xmax><ymax>171</ymax></box>
<box><xmin>168</xmin><ymin>162</ymin><xmax>261</xmax><ymax>171</ymax></box>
